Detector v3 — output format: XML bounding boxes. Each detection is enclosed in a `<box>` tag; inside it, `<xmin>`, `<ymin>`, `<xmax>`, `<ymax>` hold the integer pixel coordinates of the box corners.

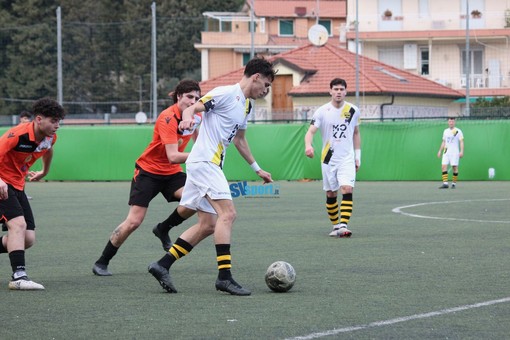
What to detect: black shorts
<box><xmin>0</xmin><ymin>185</ymin><xmax>36</xmax><ymax>230</ymax></box>
<box><xmin>128</xmin><ymin>165</ymin><xmax>187</xmax><ymax>207</ymax></box>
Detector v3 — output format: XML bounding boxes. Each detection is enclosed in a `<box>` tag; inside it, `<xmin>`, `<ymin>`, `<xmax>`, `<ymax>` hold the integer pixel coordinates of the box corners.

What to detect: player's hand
<box><xmin>305</xmin><ymin>146</ymin><xmax>314</xmax><ymax>158</ymax></box>
<box><xmin>437</xmin><ymin>151</ymin><xmax>441</xmax><ymax>158</ymax></box>
<box><xmin>355</xmin><ymin>160</ymin><xmax>360</xmax><ymax>172</ymax></box>
<box><xmin>179</xmin><ymin>119</ymin><xmax>195</xmax><ymax>132</ymax></box>
<box><xmin>0</xmin><ymin>180</ymin><xmax>8</xmax><ymax>200</ymax></box>
<box><xmin>28</xmin><ymin>170</ymin><xmax>45</xmax><ymax>182</ymax></box>
<box><xmin>256</xmin><ymin>169</ymin><xmax>273</xmax><ymax>184</ymax></box>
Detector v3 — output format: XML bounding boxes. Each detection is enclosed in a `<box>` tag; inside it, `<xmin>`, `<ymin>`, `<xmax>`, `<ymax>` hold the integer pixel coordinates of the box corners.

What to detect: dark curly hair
<box><xmin>32</xmin><ymin>97</ymin><xmax>66</xmax><ymax>120</ymax></box>
<box><xmin>171</xmin><ymin>79</ymin><xmax>201</xmax><ymax>103</ymax></box>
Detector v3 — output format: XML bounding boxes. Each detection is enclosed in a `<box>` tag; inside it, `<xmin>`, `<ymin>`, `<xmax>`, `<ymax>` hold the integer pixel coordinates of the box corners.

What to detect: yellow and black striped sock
<box><xmin>216</xmin><ymin>244</ymin><xmax>232</xmax><ymax>280</ymax></box>
<box><xmin>326</xmin><ymin>196</ymin><xmax>339</xmax><ymax>226</ymax></box>
<box><xmin>452</xmin><ymin>172</ymin><xmax>458</xmax><ymax>183</ymax></box>
<box><xmin>442</xmin><ymin>171</ymin><xmax>448</xmax><ymax>183</ymax></box>
<box><xmin>158</xmin><ymin>238</ymin><xmax>193</xmax><ymax>269</ymax></box>
<box><xmin>340</xmin><ymin>193</ymin><xmax>353</xmax><ymax>226</ymax></box>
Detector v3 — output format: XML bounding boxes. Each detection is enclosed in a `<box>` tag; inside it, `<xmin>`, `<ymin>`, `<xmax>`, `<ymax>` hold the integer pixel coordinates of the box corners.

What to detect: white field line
<box><xmin>392</xmin><ymin>198</ymin><xmax>510</xmax><ymax>223</ymax></box>
<box><xmin>286</xmin><ymin>297</ymin><xmax>510</xmax><ymax>340</ymax></box>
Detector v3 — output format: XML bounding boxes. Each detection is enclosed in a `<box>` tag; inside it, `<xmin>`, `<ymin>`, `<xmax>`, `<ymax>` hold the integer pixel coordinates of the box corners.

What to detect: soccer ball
<box><xmin>265</xmin><ymin>261</ymin><xmax>296</xmax><ymax>292</ymax></box>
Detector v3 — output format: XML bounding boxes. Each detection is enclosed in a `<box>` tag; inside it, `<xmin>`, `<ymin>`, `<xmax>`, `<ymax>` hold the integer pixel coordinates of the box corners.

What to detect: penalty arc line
<box><xmin>392</xmin><ymin>198</ymin><xmax>510</xmax><ymax>224</ymax></box>
<box><xmin>285</xmin><ymin>296</ymin><xmax>510</xmax><ymax>340</ymax></box>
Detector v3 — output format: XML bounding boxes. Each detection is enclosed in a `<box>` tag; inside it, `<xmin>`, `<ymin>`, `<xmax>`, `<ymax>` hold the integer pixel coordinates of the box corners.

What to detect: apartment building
<box><xmin>345</xmin><ymin>0</ymin><xmax>510</xmax><ymax>100</ymax></box>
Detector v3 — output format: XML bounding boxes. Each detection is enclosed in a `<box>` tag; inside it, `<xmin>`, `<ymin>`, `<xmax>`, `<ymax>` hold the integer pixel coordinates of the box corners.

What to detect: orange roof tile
<box><xmin>200</xmin><ymin>42</ymin><xmax>464</xmax><ymax>99</ymax></box>
<box><xmin>254</xmin><ymin>0</ymin><xmax>346</xmax><ymax>18</ymax></box>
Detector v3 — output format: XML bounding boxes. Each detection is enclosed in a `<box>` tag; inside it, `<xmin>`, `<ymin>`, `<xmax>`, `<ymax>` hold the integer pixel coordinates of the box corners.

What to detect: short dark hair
<box><xmin>32</xmin><ymin>97</ymin><xmax>66</xmax><ymax>120</ymax></box>
<box><xmin>244</xmin><ymin>57</ymin><xmax>277</xmax><ymax>82</ymax></box>
<box><xmin>172</xmin><ymin>79</ymin><xmax>201</xmax><ymax>103</ymax></box>
<box><xmin>19</xmin><ymin>110</ymin><xmax>32</xmax><ymax>119</ymax></box>
<box><xmin>330</xmin><ymin>78</ymin><xmax>347</xmax><ymax>89</ymax></box>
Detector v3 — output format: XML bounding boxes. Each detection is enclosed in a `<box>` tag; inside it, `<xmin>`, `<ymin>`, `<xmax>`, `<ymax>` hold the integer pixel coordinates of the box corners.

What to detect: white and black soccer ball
<box><xmin>265</xmin><ymin>261</ymin><xmax>296</xmax><ymax>292</ymax></box>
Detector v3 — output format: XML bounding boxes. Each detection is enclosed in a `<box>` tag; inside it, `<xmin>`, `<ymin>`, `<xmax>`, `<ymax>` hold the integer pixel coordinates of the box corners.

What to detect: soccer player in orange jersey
<box><xmin>92</xmin><ymin>80</ymin><xmax>202</xmax><ymax>276</ymax></box>
<box><xmin>0</xmin><ymin>98</ymin><xmax>65</xmax><ymax>290</ymax></box>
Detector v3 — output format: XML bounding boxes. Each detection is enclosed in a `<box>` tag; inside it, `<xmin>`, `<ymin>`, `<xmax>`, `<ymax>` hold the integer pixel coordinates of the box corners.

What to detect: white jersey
<box><xmin>311</xmin><ymin>101</ymin><xmax>360</xmax><ymax>166</ymax></box>
<box><xmin>186</xmin><ymin>83</ymin><xmax>252</xmax><ymax>168</ymax></box>
<box><xmin>442</xmin><ymin>127</ymin><xmax>464</xmax><ymax>155</ymax></box>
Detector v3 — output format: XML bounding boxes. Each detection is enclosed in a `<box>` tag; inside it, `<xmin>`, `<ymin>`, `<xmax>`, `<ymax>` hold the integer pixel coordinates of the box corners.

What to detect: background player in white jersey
<box><xmin>437</xmin><ymin>117</ymin><xmax>464</xmax><ymax>189</ymax></box>
<box><xmin>304</xmin><ymin>78</ymin><xmax>361</xmax><ymax>238</ymax></box>
<box><xmin>148</xmin><ymin>57</ymin><xmax>276</xmax><ymax>296</ymax></box>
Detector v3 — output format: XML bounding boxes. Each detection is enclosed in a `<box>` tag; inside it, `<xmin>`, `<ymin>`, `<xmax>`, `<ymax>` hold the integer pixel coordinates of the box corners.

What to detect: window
<box><xmin>378</xmin><ymin>47</ymin><xmax>403</xmax><ymax>69</ymax></box>
<box><xmin>461</xmin><ymin>49</ymin><xmax>483</xmax><ymax>75</ymax></box>
<box><xmin>243</xmin><ymin>53</ymin><xmax>251</xmax><ymax>65</ymax></box>
<box><xmin>318</xmin><ymin>20</ymin><xmax>332</xmax><ymax>36</ymax></box>
<box><xmin>279</xmin><ymin>19</ymin><xmax>294</xmax><ymax>36</ymax></box>
<box><xmin>205</xmin><ymin>18</ymin><xmax>232</xmax><ymax>32</ymax></box>
<box><xmin>420</xmin><ymin>48</ymin><xmax>429</xmax><ymax>75</ymax></box>
<box><xmin>419</xmin><ymin>0</ymin><xmax>429</xmax><ymax>18</ymax></box>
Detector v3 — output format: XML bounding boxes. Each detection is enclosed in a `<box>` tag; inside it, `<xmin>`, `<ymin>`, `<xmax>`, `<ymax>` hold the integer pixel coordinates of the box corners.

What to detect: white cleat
<box><xmin>8</xmin><ymin>277</ymin><xmax>45</xmax><ymax>290</ymax></box>
<box><xmin>329</xmin><ymin>227</ymin><xmax>352</xmax><ymax>238</ymax></box>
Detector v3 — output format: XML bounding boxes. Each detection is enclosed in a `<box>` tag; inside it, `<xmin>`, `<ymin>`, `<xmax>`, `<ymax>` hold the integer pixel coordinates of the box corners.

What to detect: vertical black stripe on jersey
<box><xmin>346</xmin><ymin>107</ymin><xmax>356</xmax><ymax>123</ymax></box>
<box><xmin>323</xmin><ymin>148</ymin><xmax>334</xmax><ymax>165</ymax></box>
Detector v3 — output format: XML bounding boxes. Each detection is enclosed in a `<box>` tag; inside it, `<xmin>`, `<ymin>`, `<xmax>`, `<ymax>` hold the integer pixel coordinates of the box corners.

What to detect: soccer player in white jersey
<box><xmin>437</xmin><ymin>117</ymin><xmax>464</xmax><ymax>189</ymax></box>
<box><xmin>148</xmin><ymin>57</ymin><xmax>276</xmax><ymax>296</ymax></box>
<box><xmin>304</xmin><ymin>78</ymin><xmax>361</xmax><ymax>238</ymax></box>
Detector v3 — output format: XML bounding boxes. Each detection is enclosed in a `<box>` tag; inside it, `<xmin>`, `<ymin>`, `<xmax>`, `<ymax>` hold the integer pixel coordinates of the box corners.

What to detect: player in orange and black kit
<box><xmin>92</xmin><ymin>79</ymin><xmax>202</xmax><ymax>276</ymax></box>
<box><xmin>0</xmin><ymin>97</ymin><xmax>65</xmax><ymax>290</ymax></box>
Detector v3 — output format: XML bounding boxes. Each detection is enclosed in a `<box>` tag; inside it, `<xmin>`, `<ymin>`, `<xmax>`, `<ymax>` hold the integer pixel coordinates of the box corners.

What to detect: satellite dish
<box><xmin>135</xmin><ymin>111</ymin><xmax>147</xmax><ymax>124</ymax></box>
<box><xmin>308</xmin><ymin>24</ymin><xmax>328</xmax><ymax>46</ymax></box>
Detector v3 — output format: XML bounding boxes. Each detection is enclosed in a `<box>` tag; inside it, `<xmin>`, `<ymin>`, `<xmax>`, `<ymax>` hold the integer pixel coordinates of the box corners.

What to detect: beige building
<box><xmin>196</xmin><ymin>0</ymin><xmax>510</xmax><ymax>119</ymax></box>
<box><xmin>345</xmin><ymin>0</ymin><xmax>510</xmax><ymax>101</ymax></box>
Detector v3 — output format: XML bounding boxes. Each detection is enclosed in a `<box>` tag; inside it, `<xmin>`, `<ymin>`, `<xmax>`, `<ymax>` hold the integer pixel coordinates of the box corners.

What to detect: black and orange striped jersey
<box><xmin>0</xmin><ymin>122</ymin><xmax>57</xmax><ymax>190</ymax></box>
<box><xmin>136</xmin><ymin>104</ymin><xmax>202</xmax><ymax>175</ymax></box>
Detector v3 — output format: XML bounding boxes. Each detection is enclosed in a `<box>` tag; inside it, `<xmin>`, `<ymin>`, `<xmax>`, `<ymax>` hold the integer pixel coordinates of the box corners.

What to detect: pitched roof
<box><xmin>253</xmin><ymin>0</ymin><xmax>346</xmax><ymax>18</ymax></box>
<box><xmin>200</xmin><ymin>43</ymin><xmax>464</xmax><ymax>99</ymax></box>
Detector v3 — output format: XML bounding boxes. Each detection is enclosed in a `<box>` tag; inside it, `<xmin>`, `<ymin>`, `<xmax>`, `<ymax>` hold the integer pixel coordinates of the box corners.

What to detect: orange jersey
<box><xmin>0</xmin><ymin>122</ymin><xmax>57</xmax><ymax>190</ymax></box>
<box><xmin>136</xmin><ymin>104</ymin><xmax>201</xmax><ymax>175</ymax></box>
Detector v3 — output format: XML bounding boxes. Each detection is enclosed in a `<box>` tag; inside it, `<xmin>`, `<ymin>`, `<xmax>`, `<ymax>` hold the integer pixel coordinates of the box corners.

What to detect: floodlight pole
<box><xmin>465</xmin><ymin>0</ymin><xmax>471</xmax><ymax>116</ymax></box>
<box><xmin>151</xmin><ymin>2</ymin><xmax>157</xmax><ymax>122</ymax></box>
<box><xmin>56</xmin><ymin>7</ymin><xmax>63</xmax><ymax>105</ymax></box>
<box><xmin>250</xmin><ymin>0</ymin><xmax>255</xmax><ymax>58</ymax></box>
<box><xmin>355</xmin><ymin>0</ymin><xmax>360</xmax><ymax>108</ymax></box>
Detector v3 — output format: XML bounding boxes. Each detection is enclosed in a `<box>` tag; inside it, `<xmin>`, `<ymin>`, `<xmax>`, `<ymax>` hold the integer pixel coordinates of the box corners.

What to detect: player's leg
<box><xmin>206</xmin><ymin>197</ymin><xmax>250</xmax><ymax>296</ymax></box>
<box><xmin>153</xmin><ymin>172</ymin><xmax>196</xmax><ymax>251</ymax></box>
<box><xmin>336</xmin><ymin>185</ymin><xmax>353</xmax><ymax>238</ymax></box>
<box><xmin>322</xmin><ymin>164</ymin><xmax>342</xmax><ymax>236</ymax></box>
<box><xmin>93</xmin><ymin>205</ymin><xmax>148</xmax><ymax>276</ymax></box>
<box><xmin>148</xmin><ymin>210</ymin><xmax>216</xmax><ymax>293</ymax></box>
<box><xmin>0</xmin><ymin>188</ymin><xmax>43</xmax><ymax>290</ymax></box>
<box><xmin>451</xmin><ymin>154</ymin><xmax>460</xmax><ymax>188</ymax></box>
<box><xmin>440</xmin><ymin>156</ymin><xmax>449</xmax><ymax>188</ymax></box>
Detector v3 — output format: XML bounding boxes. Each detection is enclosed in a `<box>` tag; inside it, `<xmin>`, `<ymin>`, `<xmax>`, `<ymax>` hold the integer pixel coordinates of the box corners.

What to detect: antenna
<box><xmin>308</xmin><ymin>24</ymin><xmax>328</xmax><ymax>46</ymax></box>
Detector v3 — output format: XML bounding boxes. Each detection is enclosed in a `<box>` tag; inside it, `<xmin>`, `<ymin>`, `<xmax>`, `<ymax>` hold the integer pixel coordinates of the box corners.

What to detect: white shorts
<box><xmin>179</xmin><ymin>162</ymin><xmax>232</xmax><ymax>214</ymax></box>
<box><xmin>321</xmin><ymin>161</ymin><xmax>356</xmax><ymax>192</ymax></box>
<box><xmin>441</xmin><ymin>152</ymin><xmax>460</xmax><ymax>167</ymax></box>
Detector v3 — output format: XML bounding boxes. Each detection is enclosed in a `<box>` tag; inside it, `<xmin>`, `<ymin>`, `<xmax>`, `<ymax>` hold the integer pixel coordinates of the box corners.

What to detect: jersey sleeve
<box><xmin>0</xmin><ymin>129</ymin><xmax>18</xmax><ymax>157</ymax></box>
<box><xmin>158</xmin><ymin>113</ymin><xmax>179</xmax><ymax>145</ymax></box>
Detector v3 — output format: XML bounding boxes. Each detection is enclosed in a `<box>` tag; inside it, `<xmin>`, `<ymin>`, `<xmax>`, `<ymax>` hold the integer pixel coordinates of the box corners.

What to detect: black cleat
<box><xmin>451</xmin><ymin>183</ymin><xmax>456</xmax><ymax>189</ymax></box>
<box><xmin>152</xmin><ymin>224</ymin><xmax>172</xmax><ymax>252</ymax></box>
<box><xmin>92</xmin><ymin>263</ymin><xmax>112</xmax><ymax>276</ymax></box>
<box><xmin>438</xmin><ymin>184</ymin><xmax>449</xmax><ymax>189</ymax></box>
<box><xmin>148</xmin><ymin>262</ymin><xmax>177</xmax><ymax>293</ymax></box>
<box><xmin>215</xmin><ymin>278</ymin><xmax>251</xmax><ymax>296</ymax></box>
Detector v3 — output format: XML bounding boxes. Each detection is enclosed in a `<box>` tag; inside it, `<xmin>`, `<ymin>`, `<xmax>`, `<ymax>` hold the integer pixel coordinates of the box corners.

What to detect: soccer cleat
<box><xmin>92</xmin><ymin>263</ymin><xmax>112</xmax><ymax>276</ymax></box>
<box><xmin>152</xmin><ymin>224</ymin><xmax>172</xmax><ymax>252</ymax></box>
<box><xmin>215</xmin><ymin>278</ymin><xmax>251</xmax><ymax>296</ymax></box>
<box><xmin>451</xmin><ymin>183</ymin><xmax>456</xmax><ymax>189</ymax></box>
<box><xmin>329</xmin><ymin>228</ymin><xmax>340</xmax><ymax>237</ymax></box>
<box><xmin>148</xmin><ymin>262</ymin><xmax>177</xmax><ymax>293</ymax></box>
<box><xmin>8</xmin><ymin>276</ymin><xmax>45</xmax><ymax>290</ymax></box>
<box><xmin>329</xmin><ymin>227</ymin><xmax>352</xmax><ymax>238</ymax></box>
<box><xmin>439</xmin><ymin>184</ymin><xmax>449</xmax><ymax>189</ymax></box>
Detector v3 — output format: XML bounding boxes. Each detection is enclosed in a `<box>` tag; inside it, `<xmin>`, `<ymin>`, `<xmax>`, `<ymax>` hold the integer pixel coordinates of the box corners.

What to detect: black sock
<box><xmin>157</xmin><ymin>238</ymin><xmax>193</xmax><ymax>269</ymax></box>
<box><xmin>95</xmin><ymin>241</ymin><xmax>119</xmax><ymax>266</ymax></box>
<box><xmin>0</xmin><ymin>236</ymin><xmax>7</xmax><ymax>254</ymax></box>
<box><xmin>159</xmin><ymin>209</ymin><xmax>186</xmax><ymax>232</ymax></box>
<box><xmin>216</xmin><ymin>244</ymin><xmax>232</xmax><ymax>280</ymax></box>
<box><xmin>9</xmin><ymin>249</ymin><xmax>25</xmax><ymax>274</ymax></box>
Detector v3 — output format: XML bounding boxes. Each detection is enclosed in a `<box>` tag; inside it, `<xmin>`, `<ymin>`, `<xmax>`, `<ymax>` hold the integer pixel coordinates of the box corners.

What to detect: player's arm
<box><xmin>0</xmin><ymin>133</ymin><xmax>15</xmax><ymax>199</ymax></box>
<box><xmin>437</xmin><ymin>140</ymin><xmax>445</xmax><ymax>158</ymax></box>
<box><xmin>165</xmin><ymin>143</ymin><xmax>189</xmax><ymax>164</ymax></box>
<box><xmin>29</xmin><ymin>148</ymin><xmax>53</xmax><ymax>182</ymax></box>
<box><xmin>233</xmin><ymin>129</ymin><xmax>272</xmax><ymax>183</ymax></box>
<box><xmin>304</xmin><ymin>125</ymin><xmax>318</xmax><ymax>158</ymax></box>
<box><xmin>353</xmin><ymin>125</ymin><xmax>361</xmax><ymax>170</ymax></box>
<box><xmin>459</xmin><ymin>138</ymin><xmax>464</xmax><ymax>158</ymax></box>
<box><xmin>180</xmin><ymin>101</ymin><xmax>205</xmax><ymax>131</ymax></box>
